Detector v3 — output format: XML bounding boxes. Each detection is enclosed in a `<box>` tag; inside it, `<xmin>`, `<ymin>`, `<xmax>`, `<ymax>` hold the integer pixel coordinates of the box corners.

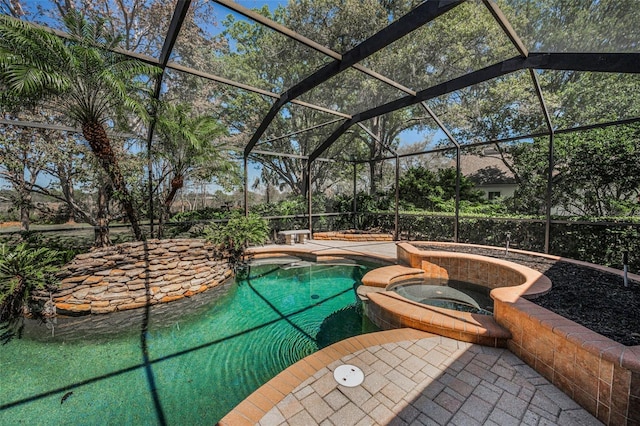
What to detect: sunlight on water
<box><xmin>0</xmin><ymin>262</ymin><xmax>376</xmax><ymax>425</ymax></box>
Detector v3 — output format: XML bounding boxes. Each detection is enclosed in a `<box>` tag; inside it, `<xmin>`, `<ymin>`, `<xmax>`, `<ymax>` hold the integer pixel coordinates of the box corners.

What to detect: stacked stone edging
<box><xmin>52</xmin><ymin>239</ymin><xmax>232</xmax><ymax>315</ymax></box>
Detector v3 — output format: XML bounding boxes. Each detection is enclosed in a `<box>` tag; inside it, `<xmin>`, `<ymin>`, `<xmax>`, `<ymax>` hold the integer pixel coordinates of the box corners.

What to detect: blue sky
<box><xmin>1</xmin><ymin>0</ymin><xmax>448</xmax><ymax>196</ymax></box>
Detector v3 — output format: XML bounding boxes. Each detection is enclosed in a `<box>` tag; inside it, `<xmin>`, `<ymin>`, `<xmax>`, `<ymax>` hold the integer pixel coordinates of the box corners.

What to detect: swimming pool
<box><xmin>0</xmin><ymin>260</ymin><xmax>375</xmax><ymax>424</ymax></box>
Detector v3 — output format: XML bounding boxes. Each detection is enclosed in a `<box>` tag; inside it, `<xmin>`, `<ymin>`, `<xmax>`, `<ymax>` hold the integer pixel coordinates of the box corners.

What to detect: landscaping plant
<box><xmin>203</xmin><ymin>213</ymin><xmax>269</xmax><ymax>269</ymax></box>
<box><xmin>0</xmin><ymin>243</ymin><xmax>62</xmax><ymax>343</ymax></box>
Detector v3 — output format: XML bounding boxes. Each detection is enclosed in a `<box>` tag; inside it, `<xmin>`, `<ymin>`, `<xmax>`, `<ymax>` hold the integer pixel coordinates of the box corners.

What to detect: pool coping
<box><xmin>246</xmin><ymin>244</ymin><xmax>397</xmax><ymax>267</ymax></box>
<box><xmin>238</xmin><ymin>240</ymin><xmax>639</xmax><ymax>424</ymax></box>
<box><xmin>218</xmin><ymin>328</ymin><xmax>435</xmax><ymax>425</ymax></box>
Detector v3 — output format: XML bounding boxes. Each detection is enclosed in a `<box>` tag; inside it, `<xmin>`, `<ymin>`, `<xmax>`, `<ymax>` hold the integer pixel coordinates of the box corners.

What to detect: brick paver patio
<box><xmin>258</xmin><ymin>335</ymin><xmax>600</xmax><ymax>426</ymax></box>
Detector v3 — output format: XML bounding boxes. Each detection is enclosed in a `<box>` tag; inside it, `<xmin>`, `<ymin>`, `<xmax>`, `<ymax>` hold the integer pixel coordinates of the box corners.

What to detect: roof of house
<box><xmin>458</xmin><ymin>153</ymin><xmax>517</xmax><ymax>185</ymax></box>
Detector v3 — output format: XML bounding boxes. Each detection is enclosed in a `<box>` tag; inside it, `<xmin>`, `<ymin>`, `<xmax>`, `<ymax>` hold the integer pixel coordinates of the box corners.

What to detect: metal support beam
<box><xmin>261</xmin><ymin>118</ymin><xmax>345</xmax><ymax>144</ymax></box>
<box><xmin>0</xmin><ymin>118</ymin><xmax>137</xmax><ymax>138</ymax></box>
<box><xmin>147</xmin><ymin>77</ymin><xmax>162</xmax><ymax>237</ymax></box>
<box><xmin>455</xmin><ymin>145</ymin><xmax>461</xmax><ymax>243</ymax></box>
<box><xmin>545</xmin><ymin>133</ymin><xmax>554</xmax><ymax>254</ymax></box>
<box><xmin>353</xmin><ymin>162</ymin><xmax>357</xmax><ymax>229</ymax></box>
<box><xmin>244</xmin><ymin>0</ymin><xmax>464</xmax><ymax>157</ymax></box>
<box><xmin>251</xmin><ymin>150</ymin><xmax>308</xmax><ymax>160</ymax></box>
<box><xmin>482</xmin><ymin>0</ymin><xmax>529</xmax><ymax>57</ymax></box>
<box><xmin>369</xmin><ymin>114</ymin><xmax>640</xmax><ymax>164</ymax></box>
<box><xmin>356</xmin><ymin>122</ymin><xmax>398</xmax><ymax>156</ymax></box>
<box><xmin>250</xmin><ymin>150</ymin><xmax>334</xmax><ymax>163</ymax></box>
<box><xmin>529</xmin><ymin>69</ymin><xmax>555</xmax><ymax>254</ymax></box>
<box><xmin>159</xmin><ymin>1</ymin><xmax>191</xmax><ymax>65</ymax></box>
<box><xmin>309</xmin><ymin>119</ymin><xmax>356</xmax><ymax>162</ymax></box>
<box><xmin>355</xmin><ymin>53</ymin><xmax>640</xmax><ymax>129</ymax></box>
<box><xmin>419</xmin><ymin>102</ymin><xmax>462</xmax><ymax>242</ymax></box>
<box><xmin>360</xmin><ymin>56</ymin><xmax>527</xmax><ymax>122</ymax></box>
<box><xmin>307</xmin><ymin>160</ymin><xmax>313</xmax><ymax>238</ymax></box>
<box><xmin>214</xmin><ymin>1</ymin><xmax>420</xmax><ymax>107</ymax></box>
<box><xmin>167</xmin><ymin>63</ymin><xmax>351</xmax><ymax>119</ymax></box>
<box><xmin>214</xmin><ymin>0</ymin><xmax>340</xmax><ymax>60</ymax></box>
<box><xmin>311</xmin><ymin>50</ymin><xmax>640</xmax><ymax>164</ymax></box>
<box><xmin>555</xmin><ymin>116</ymin><xmax>640</xmax><ymax>134</ymax></box>
<box><xmin>395</xmin><ymin>154</ymin><xmax>400</xmax><ymax>241</ymax></box>
<box><xmin>286</xmin><ymin>1</ymin><xmax>464</xmax><ymax>101</ymax></box>
<box><xmin>528</xmin><ymin>52</ymin><xmax>640</xmax><ymax>74</ymax></box>
<box><xmin>144</xmin><ymin>0</ymin><xmax>192</xmax><ymax>237</ymax></box>
<box><xmin>243</xmin><ymin>155</ymin><xmax>249</xmax><ymax>216</ymax></box>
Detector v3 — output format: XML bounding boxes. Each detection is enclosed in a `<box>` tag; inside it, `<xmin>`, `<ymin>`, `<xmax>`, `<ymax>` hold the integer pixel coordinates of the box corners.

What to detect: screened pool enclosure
<box><xmin>1</xmin><ymin>0</ymin><xmax>640</xmax><ymax>267</ymax></box>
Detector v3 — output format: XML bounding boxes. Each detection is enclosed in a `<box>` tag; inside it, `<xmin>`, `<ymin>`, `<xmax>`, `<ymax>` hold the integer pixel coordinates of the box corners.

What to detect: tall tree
<box><xmin>0</xmin><ymin>11</ymin><xmax>160</xmax><ymax>243</ymax></box>
<box><xmin>0</xmin><ymin>125</ymin><xmax>51</xmax><ymax>231</ymax></box>
<box><xmin>153</xmin><ymin>102</ymin><xmax>236</xmax><ymax>237</ymax></box>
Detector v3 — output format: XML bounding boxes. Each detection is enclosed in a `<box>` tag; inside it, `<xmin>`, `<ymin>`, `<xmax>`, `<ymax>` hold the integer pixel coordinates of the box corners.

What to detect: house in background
<box><xmin>459</xmin><ymin>153</ymin><xmax>517</xmax><ymax>201</ymax></box>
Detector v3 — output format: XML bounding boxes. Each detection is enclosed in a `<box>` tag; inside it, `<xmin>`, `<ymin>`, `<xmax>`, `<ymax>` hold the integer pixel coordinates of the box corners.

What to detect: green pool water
<box><xmin>0</xmin><ymin>261</ymin><xmax>376</xmax><ymax>425</ymax></box>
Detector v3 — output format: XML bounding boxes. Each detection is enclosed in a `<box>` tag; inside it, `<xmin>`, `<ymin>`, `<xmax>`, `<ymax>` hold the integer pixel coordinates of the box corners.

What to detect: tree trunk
<box><xmin>368</xmin><ymin>160</ymin><xmax>377</xmax><ymax>194</ymax></box>
<box><xmin>94</xmin><ymin>184</ymin><xmax>111</xmax><ymax>247</ymax></box>
<box><xmin>158</xmin><ymin>174</ymin><xmax>184</xmax><ymax>238</ymax></box>
<box><xmin>59</xmin><ymin>165</ymin><xmax>76</xmax><ymax>224</ymax></box>
<box><xmin>82</xmin><ymin>120</ymin><xmax>143</xmax><ymax>241</ymax></box>
<box><xmin>19</xmin><ymin>189</ymin><xmax>30</xmax><ymax>232</ymax></box>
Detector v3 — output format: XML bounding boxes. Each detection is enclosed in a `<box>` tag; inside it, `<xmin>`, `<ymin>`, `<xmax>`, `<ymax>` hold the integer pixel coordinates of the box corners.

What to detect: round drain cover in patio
<box><xmin>333</xmin><ymin>364</ymin><xmax>364</xmax><ymax>387</ymax></box>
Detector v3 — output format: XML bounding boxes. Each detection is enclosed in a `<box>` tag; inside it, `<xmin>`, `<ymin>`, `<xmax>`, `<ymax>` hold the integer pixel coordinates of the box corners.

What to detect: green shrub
<box><xmin>203</xmin><ymin>213</ymin><xmax>269</xmax><ymax>267</ymax></box>
<box><xmin>0</xmin><ymin>243</ymin><xmax>63</xmax><ymax>343</ymax></box>
<box><xmin>169</xmin><ymin>207</ymin><xmax>234</xmax><ymax>223</ymax></box>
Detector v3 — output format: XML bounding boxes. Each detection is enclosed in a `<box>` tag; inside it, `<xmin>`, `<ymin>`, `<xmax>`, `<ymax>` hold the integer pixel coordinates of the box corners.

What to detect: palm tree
<box><xmin>0</xmin><ymin>11</ymin><xmax>160</xmax><ymax>243</ymax></box>
<box><xmin>154</xmin><ymin>102</ymin><xmax>235</xmax><ymax>237</ymax></box>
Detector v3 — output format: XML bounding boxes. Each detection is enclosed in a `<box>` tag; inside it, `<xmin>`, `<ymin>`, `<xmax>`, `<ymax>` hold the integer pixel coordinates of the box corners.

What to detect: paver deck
<box><xmin>222</xmin><ymin>241</ymin><xmax>603</xmax><ymax>425</ymax></box>
<box><xmin>220</xmin><ymin>330</ymin><xmax>600</xmax><ymax>426</ymax></box>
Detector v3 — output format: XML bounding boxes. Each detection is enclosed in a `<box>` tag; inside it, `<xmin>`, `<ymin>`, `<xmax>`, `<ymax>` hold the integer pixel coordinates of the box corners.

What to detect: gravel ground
<box><xmin>415</xmin><ymin>244</ymin><xmax>640</xmax><ymax>346</ymax></box>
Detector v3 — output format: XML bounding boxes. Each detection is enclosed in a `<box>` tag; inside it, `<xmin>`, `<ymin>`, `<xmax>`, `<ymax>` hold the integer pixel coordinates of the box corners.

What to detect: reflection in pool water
<box><xmin>0</xmin><ymin>260</ymin><xmax>376</xmax><ymax>425</ymax></box>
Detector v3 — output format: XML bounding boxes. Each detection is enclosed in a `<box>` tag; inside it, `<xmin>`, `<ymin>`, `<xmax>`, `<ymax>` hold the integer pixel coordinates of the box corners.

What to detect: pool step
<box><xmin>361</xmin><ymin>265</ymin><xmax>425</xmax><ymax>288</ymax></box>
<box><xmin>356</xmin><ymin>285</ymin><xmax>386</xmax><ymax>301</ymax></box>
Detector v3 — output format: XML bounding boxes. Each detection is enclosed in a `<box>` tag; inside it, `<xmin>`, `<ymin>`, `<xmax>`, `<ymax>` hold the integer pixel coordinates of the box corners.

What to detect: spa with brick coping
<box><xmin>359</xmin><ymin>243</ymin><xmax>551</xmax><ymax>349</ymax></box>
<box><xmin>389</xmin><ymin>242</ymin><xmax>639</xmax><ymax>425</ymax></box>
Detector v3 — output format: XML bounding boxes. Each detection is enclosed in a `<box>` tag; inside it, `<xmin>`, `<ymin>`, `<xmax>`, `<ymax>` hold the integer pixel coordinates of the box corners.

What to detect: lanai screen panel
<box><xmin>159</xmin><ymin>68</ymin><xmax>274</xmax><ymax>145</ymax></box>
<box><xmin>2</xmin><ymin>0</ymin><xmax>176</xmax><ymax>59</ymax></box>
<box><xmin>549</xmin><ymin>123</ymin><xmax>640</xmax><ymax>218</ymax></box>
<box><xmin>457</xmin><ymin>139</ymin><xmax>547</xmax><ymax>251</ymax></box>
<box><xmin>537</xmin><ymin>71</ymin><xmax>640</xmax><ymax>131</ymax></box>
<box><xmin>425</xmin><ymin>70</ymin><xmax>548</xmax><ymax>144</ymax></box>
<box><xmin>170</xmin><ymin>1</ymin><xmax>333</xmax><ymax>93</ymax></box>
<box><xmin>282</xmin><ymin>0</ymin><xmax>422</xmax><ymax>55</ymax></box>
<box><xmin>498</xmin><ymin>0</ymin><xmax>640</xmax><ymax>53</ymax></box>
<box><xmin>254</xmin><ymin>103</ymin><xmax>348</xmax><ymax>156</ymax></box>
<box><xmin>320</xmin><ymin>125</ymin><xmax>374</xmax><ymax>162</ymax></box>
<box><xmin>356</xmin><ymin>104</ymin><xmax>444</xmax><ymax>157</ymax></box>
<box><xmin>297</xmin><ymin>67</ymin><xmax>410</xmax><ymax>116</ymax></box>
<box><xmin>361</xmin><ymin>0</ymin><xmax>520</xmax><ymax>91</ymax></box>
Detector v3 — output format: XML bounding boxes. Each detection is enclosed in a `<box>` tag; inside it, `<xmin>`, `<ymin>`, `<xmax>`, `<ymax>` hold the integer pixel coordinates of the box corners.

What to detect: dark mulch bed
<box><xmin>415</xmin><ymin>244</ymin><xmax>640</xmax><ymax>346</ymax></box>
